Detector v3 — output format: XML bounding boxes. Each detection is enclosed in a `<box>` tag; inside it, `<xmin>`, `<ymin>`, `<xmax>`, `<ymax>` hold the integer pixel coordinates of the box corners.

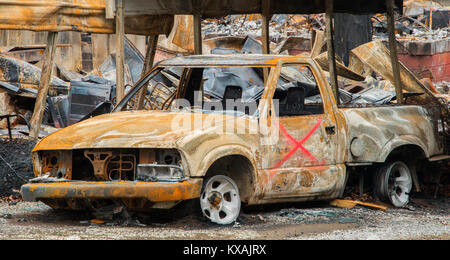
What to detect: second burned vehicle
<box><xmin>21</xmin><ymin>52</ymin><xmax>449</xmax><ymax>225</ymax></box>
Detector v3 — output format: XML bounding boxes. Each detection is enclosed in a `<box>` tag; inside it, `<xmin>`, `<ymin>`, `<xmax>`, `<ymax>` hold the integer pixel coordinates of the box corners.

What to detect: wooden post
<box><xmin>115</xmin><ymin>0</ymin><xmax>125</xmax><ymax>102</ymax></box>
<box><xmin>135</xmin><ymin>35</ymin><xmax>159</xmax><ymax>110</ymax></box>
<box><xmin>386</xmin><ymin>0</ymin><xmax>404</xmax><ymax>104</ymax></box>
<box><xmin>29</xmin><ymin>32</ymin><xmax>58</xmax><ymax>139</ymax></box>
<box><xmin>193</xmin><ymin>12</ymin><xmax>202</xmax><ymax>55</ymax></box>
<box><xmin>105</xmin><ymin>0</ymin><xmax>115</xmax><ymax>19</ymax></box>
<box><xmin>325</xmin><ymin>0</ymin><xmax>340</xmax><ymax>106</ymax></box>
<box><xmin>262</xmin><ymin>0</ymin><xmax>271</xmax><ymax>82</ymax></box>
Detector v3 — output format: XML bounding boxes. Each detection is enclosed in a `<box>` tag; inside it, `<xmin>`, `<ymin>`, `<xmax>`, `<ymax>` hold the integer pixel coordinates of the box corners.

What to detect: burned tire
<box><xmin>374</xmin><ymin>161</ymin><xmax>413</xmax><ymax>208</ymax></box>
<box><xmin>200</xmin><ymin>175</ymin><xmax>241</xmax><ymax>225</ymax></box>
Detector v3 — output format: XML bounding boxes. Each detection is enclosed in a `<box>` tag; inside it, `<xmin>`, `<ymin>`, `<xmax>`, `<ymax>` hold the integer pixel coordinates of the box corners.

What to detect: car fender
<box><xmin>377</xmin><ymin>135</ymin><xmax>429</xmax><ymax>162</ymax></box>
<box><xmin>191</xmin><ymin>144</ymin><xmax>258</xmax><ymax>178</ymax></box>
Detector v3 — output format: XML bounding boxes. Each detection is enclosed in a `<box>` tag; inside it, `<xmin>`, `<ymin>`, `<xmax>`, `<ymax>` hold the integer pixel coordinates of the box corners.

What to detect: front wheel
<box><xmin>374</xmin><ymin>161</ymin><xmax>413</xmax><ymax>208</ymax></box>
<box><xmin>200</xmin><ymin>175</ymin><xmax>241</xmax><ymax>225</ymax></box>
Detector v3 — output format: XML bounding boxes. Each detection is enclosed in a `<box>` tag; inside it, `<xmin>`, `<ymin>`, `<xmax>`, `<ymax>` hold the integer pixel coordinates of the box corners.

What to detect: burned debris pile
<box><xmin>202</xmin><ymin>14</ymin><xmax>318</xmax><ymax>41</ymax></box>
<box><xmin>0</xmin><ymin>37</ymin><xmax>136</xmax><ymax>136</ymax></box>
<box><xmin>0</xmin><ymin>138</ymin><xmax>36</xmax><ymax>197</ymax></box>
<box><xmin>199</xmin><ymin>5</ymin><xmax>449</xmax><ymax>95</ymax></box>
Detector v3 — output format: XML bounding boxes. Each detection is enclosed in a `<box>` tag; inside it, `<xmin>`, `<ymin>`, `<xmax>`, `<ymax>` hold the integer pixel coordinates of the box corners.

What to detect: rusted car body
<box><xmin>21</xmin><ymin>54</ymin><xmax>448</xmax><ymax>223</ymax></box>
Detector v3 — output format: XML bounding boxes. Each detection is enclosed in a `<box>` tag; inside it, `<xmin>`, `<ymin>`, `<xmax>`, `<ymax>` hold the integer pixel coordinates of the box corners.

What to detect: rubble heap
<box><xmin>202</xmin><ymin>14</ymin><xmax>320</xmax><ymax>40</ymax></box>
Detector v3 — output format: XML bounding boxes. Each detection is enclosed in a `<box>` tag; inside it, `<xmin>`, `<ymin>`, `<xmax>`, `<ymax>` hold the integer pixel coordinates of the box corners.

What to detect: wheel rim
<box><xmin>386</xmin><ymin>163</ymin><xmax>412</xmax><ymax>207</ymax></box>
<box><xmin>200</xmin><ymin>175</ymin><xmax>241</xmax><ymax>225</ymax></box>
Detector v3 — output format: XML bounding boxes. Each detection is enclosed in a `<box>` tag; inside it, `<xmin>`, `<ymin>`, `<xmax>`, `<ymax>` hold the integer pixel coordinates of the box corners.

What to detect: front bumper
<box><xmin>21</xmin><ymin>179</ymin><xmax>203</xmax><ymax>202</ymax></box>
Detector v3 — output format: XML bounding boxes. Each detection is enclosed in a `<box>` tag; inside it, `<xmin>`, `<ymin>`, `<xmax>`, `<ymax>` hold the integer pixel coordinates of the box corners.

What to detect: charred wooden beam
<box><xmin>386</xmin><ymin>0</ymin><xmax>404</xmax><ymax>104</ymax></box>
<box><xmin>262</xmin><ymin>0</ymin><xmax>271</xmax><ymax>82</ymax></box>
<box><xmin>325</xmin><ymin>0</ymin><xmax>340</xmax><ymax>106</ymax></box>
<box><xmin>193</xmin><ymin>11</ymin><xmax>203</xmax><ymax>55</ymax></box>
<box><xmin>115</xmin><ymin>0</ymin><xmax>125</xmax><ymax>102</ymax></box>
<box><xmin>29</xmin><ymin>32</ymin><xmax>58</xmax><ymax>139</ymax></box>
<box><xmin>261</xmin><ymin>0</ymin><xmax>271</xmax><ymax>56</ymax></box>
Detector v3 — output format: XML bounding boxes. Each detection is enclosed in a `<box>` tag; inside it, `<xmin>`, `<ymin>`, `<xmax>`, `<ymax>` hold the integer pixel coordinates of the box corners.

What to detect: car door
<box><xmin>259</xmin><ymin>61</ymin><xmax>345</xmax><ymax>200</ymax></box>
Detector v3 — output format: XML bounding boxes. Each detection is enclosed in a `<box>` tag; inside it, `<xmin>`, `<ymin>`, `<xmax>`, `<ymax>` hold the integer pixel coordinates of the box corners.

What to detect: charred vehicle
<box><xmin>21</xmin><ymin>54</ymin><xmax>449</xmax><ymax>225</ymax></box>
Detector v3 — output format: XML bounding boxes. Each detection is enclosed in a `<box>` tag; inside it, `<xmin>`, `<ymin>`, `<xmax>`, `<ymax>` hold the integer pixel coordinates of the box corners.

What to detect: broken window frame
<box><xmin>177</xmin><ymin>66</ymin><xmax>267</xmax><ymax>116</ymax></box>
<box><xmin>261</xmin><ymin>60</ymin><xmax>331</xmax><ymax>121</ymax></box>
<box><xmin>114</xmin><ymin>64</ymin><xmax>276</xmax><ymax>118</ymax></box>
<box><xmin>274</xmin><ymin>64</ymin><xmax>325</xmax><ymax>117</ymax></box>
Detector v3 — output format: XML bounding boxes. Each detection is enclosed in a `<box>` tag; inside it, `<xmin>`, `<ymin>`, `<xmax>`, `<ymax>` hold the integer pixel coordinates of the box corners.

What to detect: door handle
<box><xmin>325</xmin><ymin>125</ymin><xmax>336</xmax><ymax>135</ymax></box>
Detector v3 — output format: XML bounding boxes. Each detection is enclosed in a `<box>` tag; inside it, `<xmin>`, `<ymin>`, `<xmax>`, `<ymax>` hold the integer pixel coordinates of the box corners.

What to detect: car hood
<box><xmin>34</xmin><ymin>110</ymin><xmax>257</xmax><ymax>151</ymax></box>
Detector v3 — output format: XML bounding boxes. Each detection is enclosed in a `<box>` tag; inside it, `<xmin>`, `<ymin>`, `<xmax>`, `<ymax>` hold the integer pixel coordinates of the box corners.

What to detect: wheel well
<box><xmin>204</xmin><ymin>155</ymin><xmax>255</xmax><ymax>203</ymax></box>
<box><xmin>385</xmin><ymin>144</ymin><xmax>426</xmax><ymax>163</ymax></box>
<box><xmin>345</xmin><ymin>145</ymin><xmax>427</xmax><ymax>199</ymax></box>
<box><xmin>382</xmin><ymin>144</ymin><xmax>426</xmax><ymax>194</ymax></box>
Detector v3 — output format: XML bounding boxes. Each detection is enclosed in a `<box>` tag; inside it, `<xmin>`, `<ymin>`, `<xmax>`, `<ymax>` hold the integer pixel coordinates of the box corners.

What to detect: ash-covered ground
<box><xmin>0</xmin><ymin>137</ymin><xmax>448</xmax><ymax>240</ymax></box>
<box><xmin>0</xmin><ymin>196</ymin><xmax>448</xmax><ymax>240</ymax></box>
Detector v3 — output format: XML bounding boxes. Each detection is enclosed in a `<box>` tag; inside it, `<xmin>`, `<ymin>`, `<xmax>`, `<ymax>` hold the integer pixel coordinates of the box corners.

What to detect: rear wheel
<box><xmin>200</xmin><ymin>175</ymin><xmax>241</xmax><ymax>225</ymax></box>
<box><xmin>374</xmin><ymin>161</ymin><xmax>413</xmax><ymax>207</ymax></box>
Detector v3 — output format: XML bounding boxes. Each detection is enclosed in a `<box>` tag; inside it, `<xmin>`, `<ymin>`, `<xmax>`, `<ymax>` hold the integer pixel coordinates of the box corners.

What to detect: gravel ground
<box><xmin>0</xmin><ymin>196</ymin><xmax>448</xmax><ymax>240</ymax></box>
<box><xmin>0</xmin><ymin>138</ymin><xmax>448</xmax><ymax>240</ymax></box>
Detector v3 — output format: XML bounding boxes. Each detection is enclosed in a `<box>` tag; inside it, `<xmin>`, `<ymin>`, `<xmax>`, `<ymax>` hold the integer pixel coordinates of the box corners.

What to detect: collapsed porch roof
<box><xmin>123</xmin><ymin>0</ymin><xmax>403</xmax><ymax>16</ymax></box>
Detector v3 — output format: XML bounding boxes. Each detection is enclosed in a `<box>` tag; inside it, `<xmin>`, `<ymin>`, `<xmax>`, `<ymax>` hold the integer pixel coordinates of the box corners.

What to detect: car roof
<box><xmin>157</xmin><ymin>54</ymin><xmax>311</xmax><ymax>68</ymax></box>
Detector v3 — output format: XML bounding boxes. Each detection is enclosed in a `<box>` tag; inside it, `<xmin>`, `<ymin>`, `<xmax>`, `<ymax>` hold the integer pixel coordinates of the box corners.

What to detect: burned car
<box><xmin>21</xmin><ymin>54</ymin><xmax>449</xmax><ymax>225</ymax></box>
